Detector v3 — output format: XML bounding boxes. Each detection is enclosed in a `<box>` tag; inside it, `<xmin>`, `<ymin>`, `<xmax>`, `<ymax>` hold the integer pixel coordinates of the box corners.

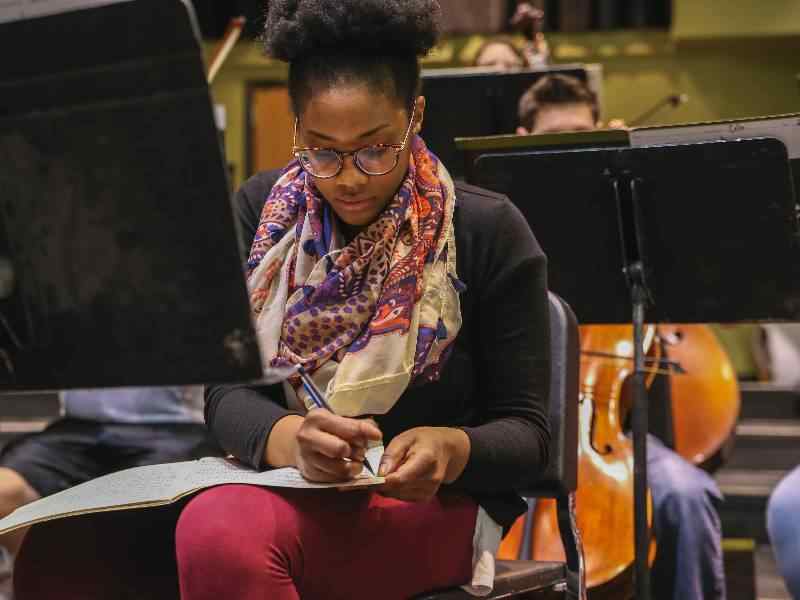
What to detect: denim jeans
<box><xmin>767</xmin><ymin>464</ymin><xmax>800</xmax><ymax>599</ymax></box>
<box><xmin>647</xmin><ymin>434</ymin><xmax>726</xmax><ymax>600</ymax></box>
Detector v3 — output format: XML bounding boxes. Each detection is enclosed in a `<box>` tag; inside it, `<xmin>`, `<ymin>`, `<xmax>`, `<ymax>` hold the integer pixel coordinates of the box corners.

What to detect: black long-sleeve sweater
<box><xmin>205</xmin><ymin>170</ymin><xmax>551</xmax><ymax>527</ymax></box>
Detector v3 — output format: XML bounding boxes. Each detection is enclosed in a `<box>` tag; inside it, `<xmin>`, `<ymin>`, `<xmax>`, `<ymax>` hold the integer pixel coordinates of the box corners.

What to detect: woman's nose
<box><xmin>336</xmin><ymin>154</ymin><xmax>369</xmax><ymax>191</ymax></box>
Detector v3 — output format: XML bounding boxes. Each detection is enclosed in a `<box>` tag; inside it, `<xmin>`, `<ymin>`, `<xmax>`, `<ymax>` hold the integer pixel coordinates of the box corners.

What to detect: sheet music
<box><xmin>0</xmin><ymin>0</ymin><xmax>132</xmax><ymax>23</ymax></box>
<box><xmin>0</xmin><ymin>456</ymin><xmax>385</xmax><ymax>535</ymax></box>
<box><xmin>630</xmin><ymin>115</ymin><xmax>800</xmax><ymax>159</ymax></box>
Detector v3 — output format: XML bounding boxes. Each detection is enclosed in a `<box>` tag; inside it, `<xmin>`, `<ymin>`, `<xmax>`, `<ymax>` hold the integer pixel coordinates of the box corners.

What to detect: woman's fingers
<box><xmin>301</xmin><ymin>453</ymin><xmax>363</xmax><ymax>482</ymax></box>
<box><xmin>309</xmin><ymin>410</ymin><xmax>382</xmax><ymax>443</ymax></box>
<box><xmin>378</xmin><ymin>434</ymin><xmax>415</xmax><ymax>476</ymax></box>
<box><xmin>383</xmin><ymin>451</ymin><xmax>438</xmax><ymax>488</ymax></box>
<box><xmin>297</xmin><ymin>426</ymin><xmax>353</xmax><ymax>459</ymax></box>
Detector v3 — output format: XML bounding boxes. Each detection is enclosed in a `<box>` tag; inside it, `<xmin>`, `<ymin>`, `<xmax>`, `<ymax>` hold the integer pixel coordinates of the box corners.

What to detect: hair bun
<box><xmin>264</xmin><ymin>0</ymin><xmax>441</xmax><ymax>62</ymax></box>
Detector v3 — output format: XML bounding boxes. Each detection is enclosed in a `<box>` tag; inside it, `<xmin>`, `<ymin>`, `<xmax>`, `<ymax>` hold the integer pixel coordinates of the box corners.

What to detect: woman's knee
<box><xmin>176</xmin><ymin>484</ymin><xmax>299</xmax><ymax>569</ymax></box>
<box><xmin>0</xmin><ymin>468</ymin><xmax>39</xmax><ymax>517</ymax></box>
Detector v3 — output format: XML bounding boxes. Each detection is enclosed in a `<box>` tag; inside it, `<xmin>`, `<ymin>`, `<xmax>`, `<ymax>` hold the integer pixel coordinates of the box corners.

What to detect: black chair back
<box><xmin>522</xmin><ymin>292</ymin><xmax>580</xmax><ymax>497</ymax></box>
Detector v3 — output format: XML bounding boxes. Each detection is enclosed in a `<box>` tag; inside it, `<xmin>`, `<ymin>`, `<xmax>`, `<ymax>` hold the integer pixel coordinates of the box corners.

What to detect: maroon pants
<box><xmin>176</xmin><ymin>485</ymin><xmax>478</xmax><ymax>600</ymax></box>
<box><xmin>14</xmin><ymin>485</ymin><xmax>477</xmax><ymax>600</ymax></box>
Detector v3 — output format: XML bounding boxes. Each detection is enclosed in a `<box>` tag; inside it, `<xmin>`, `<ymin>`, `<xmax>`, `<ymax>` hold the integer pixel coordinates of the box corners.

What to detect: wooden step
<box><xmin>726</xmin><ymin>418</ymin><xmax>800</xmax><ymax>471</ymax></box>
<box><xmin>716</xmin><ymin>469</ymin><xmax>788</xmax><ymax>543</ymax></box>
<box><xmin>739</xmin><ymin>382</ymin><xmax>800</xmax><ymax>420</ymax></box>
<box><xmin>0</xmin><ymin>392</ymin><xmax>60</xmax><ymax>420</ymax></box>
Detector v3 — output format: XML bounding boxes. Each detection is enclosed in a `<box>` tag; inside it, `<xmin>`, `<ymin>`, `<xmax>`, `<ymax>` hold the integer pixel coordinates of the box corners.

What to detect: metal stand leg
<box><xmin>631</xmin><ymin>277</ymin><xmax>651</xmax><ymax>600</ymax></box>
<box><xmin>556</xmin><ymin>492</ymin><xmax>586</xmax><ymax>600</ymax></box>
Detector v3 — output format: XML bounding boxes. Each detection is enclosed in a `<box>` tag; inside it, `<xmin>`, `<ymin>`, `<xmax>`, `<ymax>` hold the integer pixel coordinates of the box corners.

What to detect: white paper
<box><xmin>0</xmin><ymin>0</ymin><xmax>132</xmax><ymax>23</ymax></box>
<box><xmin>0</xmin><ymin>456</ymin><xmax>385</xmax><ymax>535</ymax></box>
<box><xmin>630</xmin><ymin>115</ymin><xmax>800</xmax><ymax>160</ymax></box>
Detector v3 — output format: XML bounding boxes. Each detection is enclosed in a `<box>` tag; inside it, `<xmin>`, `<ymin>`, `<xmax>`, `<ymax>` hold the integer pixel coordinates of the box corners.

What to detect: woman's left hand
<box><xmin>378</xmin><ymin>427</ymin><xmax>470</xmax><ymax>502</ymax></box>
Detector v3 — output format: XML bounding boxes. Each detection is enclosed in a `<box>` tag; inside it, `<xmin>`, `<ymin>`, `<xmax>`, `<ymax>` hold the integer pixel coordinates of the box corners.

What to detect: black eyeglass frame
<box><xmin>292</xmin><ymin>103</ymin><xmax>417</xmax><ymax>179</ymax></box>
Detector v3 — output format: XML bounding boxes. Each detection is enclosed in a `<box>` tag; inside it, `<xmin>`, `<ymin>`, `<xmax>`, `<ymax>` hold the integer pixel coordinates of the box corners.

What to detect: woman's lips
<box><xmin>335</xmin><ymin>197</ymin><xmax>374</xmax><ymax>211</ymax></box>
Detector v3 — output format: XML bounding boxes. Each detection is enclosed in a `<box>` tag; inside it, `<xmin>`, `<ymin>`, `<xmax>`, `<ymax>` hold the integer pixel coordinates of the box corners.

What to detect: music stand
<box><xmin>421</xmin><ymin>65</ymin><xmax>589</xmax><ymax>179</ymax></box>
<box><xmin>468</xmin><ymin>136</ymin><xmax>799</xmax><ymax>600</ymax></box>
<box><xmin>0</xmin><ymin>0</ymin><xmax>262</xmax><ymax>390</ymax></box>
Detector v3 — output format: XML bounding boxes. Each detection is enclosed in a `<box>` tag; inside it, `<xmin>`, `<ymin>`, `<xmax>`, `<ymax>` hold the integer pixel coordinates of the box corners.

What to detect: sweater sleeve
<box><xmin>205</xmin><ymin>170</ymin><xmax>297</xmax><ymax>470</ymax></box>
<box><xmin>453</xmin><ymin>199</ymin><xmax>551</xmax><ymax>492</ymax></box>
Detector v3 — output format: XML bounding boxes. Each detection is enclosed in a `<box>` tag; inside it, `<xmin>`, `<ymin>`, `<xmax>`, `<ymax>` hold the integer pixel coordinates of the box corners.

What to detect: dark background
<box><xmin>192</xmin><ymin>0</ymin><xmax>672</xmax><ymax>40</ymax></box>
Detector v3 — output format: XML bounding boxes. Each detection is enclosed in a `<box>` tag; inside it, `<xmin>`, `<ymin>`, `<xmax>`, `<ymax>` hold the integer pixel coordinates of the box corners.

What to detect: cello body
<box><xmin>656</xmin><ymin>324</ymin><xmax>740</xmax><ymax>472</ymax></box>
<box><xmin>500</xmin><ymin>325</ymin><xmax>657</xmax><ymax>598</ymax></box>
<box><xmin>498</xmin><ymin>324</ymin><xmax>740</xmax><ymax>598</ymax></box>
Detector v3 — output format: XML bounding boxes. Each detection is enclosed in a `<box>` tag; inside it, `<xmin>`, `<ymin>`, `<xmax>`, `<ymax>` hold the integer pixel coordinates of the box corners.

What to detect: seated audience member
<box><xmin>473</xmin><ymin>36</ymin><xmax>526</xmax><ymax>70</ymax></box>
<box><xmin>518</xmin><ymin>73</ymin><xmax>727</xmax><ymax>600</ymax></box>
<box><xmin>767</xmin><ymin>465</ymin><xmax>800</xmax><ymax>599</ymax></box>
<box><xmin>0</xmin><ymin>386</ymin><xmax>208</xmax><ymax>598</ymax></box>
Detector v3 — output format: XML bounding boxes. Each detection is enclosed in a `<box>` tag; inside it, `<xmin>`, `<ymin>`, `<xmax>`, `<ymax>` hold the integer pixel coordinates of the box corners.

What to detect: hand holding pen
<box><xmin>293</xmin><ymin>365</ymin><xmax>382</xmax><ymax>479</ymax></box>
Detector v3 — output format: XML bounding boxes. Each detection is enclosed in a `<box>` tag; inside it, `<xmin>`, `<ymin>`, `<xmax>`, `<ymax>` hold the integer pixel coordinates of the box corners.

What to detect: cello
<box><xmin>499</xmin><ymin>324</ymin><xmax>660</xmax><ymax>598</ymax></box>
<box><xmin>498</xmin><ymin>324</ymin><xmax>740</xmax><ymax>598</ymax></box>
<box><xmin>653</xmin><ymin>324</ymin><xmax>740</xmax><ymax>472</ymax></box>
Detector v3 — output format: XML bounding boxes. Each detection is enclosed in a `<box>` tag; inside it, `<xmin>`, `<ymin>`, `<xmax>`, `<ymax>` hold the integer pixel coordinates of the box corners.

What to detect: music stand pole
<box><xmin>630</xmin><ymin>269</ymin><xmax>651</xmax><ymax>600</ymax></box>
<box><xmin>614</xmin><ymin>173</ymin><xmax>652</xmax><ymax>600</ymax></box>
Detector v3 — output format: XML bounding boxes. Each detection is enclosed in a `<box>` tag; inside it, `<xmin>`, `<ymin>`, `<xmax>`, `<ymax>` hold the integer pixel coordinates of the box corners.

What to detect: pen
<box><xmin>296</xmin><ymin>365</ymin><xmax>377</xmax><ymax>477</ymax></box>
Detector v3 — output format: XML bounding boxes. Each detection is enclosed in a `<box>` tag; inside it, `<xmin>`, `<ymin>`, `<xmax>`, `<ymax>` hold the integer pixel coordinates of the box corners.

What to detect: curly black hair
<box><xmin>263</xmin><ymin>0</ymin><xmax>441</xmax><ymax>114</ymax></box>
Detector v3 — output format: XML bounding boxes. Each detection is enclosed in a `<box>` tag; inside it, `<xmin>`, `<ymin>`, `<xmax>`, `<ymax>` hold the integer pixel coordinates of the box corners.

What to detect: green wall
<box><xmin>209</xmin><ymin>1</ymin><xmax>800</xmax><ymax>187</ymax></box>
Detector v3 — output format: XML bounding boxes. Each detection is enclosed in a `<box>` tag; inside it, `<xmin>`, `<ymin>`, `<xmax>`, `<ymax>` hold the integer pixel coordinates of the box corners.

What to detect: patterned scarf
<box><xmin>246</xmin><ymin>137</ymin><xmax>462</xmax><ymax>416</ymax></box>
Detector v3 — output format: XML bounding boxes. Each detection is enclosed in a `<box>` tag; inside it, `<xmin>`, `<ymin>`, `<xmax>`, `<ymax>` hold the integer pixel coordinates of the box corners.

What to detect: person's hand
<box><xmin>294</xmin><ymin>410</ymin><xmax>383</xmax><ymax>483</ymax></box>
<box><xmin>378</xmin><ymin>427</ymin><xmax>470</xmax><ymax>502</ymax></box>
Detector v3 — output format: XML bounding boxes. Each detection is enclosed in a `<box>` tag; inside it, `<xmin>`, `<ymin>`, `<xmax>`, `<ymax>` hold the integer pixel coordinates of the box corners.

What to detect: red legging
<box><xmin>175</xmin><ymin>485</ymin><xmax>478</xmax><ymax>600</ymax></box>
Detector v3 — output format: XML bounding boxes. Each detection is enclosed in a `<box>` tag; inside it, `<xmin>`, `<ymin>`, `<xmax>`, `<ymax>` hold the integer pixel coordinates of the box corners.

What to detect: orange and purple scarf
<box><xmin>246</xmin><ymin>137</ymin><xmax>462</xmax><ymax>416</ymax></box>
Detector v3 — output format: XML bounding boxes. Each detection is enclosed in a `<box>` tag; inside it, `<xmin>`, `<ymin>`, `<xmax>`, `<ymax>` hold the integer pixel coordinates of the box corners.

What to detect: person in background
<box><xmin>518</xmin><ymin>73</ymin><xmax>727</xmax><ymax>600</ymax></box>
<box><xmin>473</xmin><ymin>36</ymin><xmax>526</xmax><ymax>70</ymax></box>
<box><xmin>767</xmin><ymin>465</ymin><xmax>800</xmax><ymax>599</ymax></box>
<box><xmin>0</xmin><ymin>386</ymin><xmax>210</xmax><ymax>599</ymax></box>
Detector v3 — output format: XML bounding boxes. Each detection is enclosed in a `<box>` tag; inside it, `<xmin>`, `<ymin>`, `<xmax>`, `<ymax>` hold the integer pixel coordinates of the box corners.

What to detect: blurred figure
<box><xmin>509</xmin><ymin>2</ymin><xmax>550</xmax><ymax>68</ymax></box>
<box><xmin>0</xmin><ymin>386</ymin><xmax>212</xmax><ymax>600</ymax></box>
<box><xmin>761</xmin><ymin>324</ymin><xmax>800</xmax><ymax>387</ymax></box>
<box><xmin>518</xmin><ymin>74</ymin><xmax>726</xmax><ymax>600</ymax></box>
<box><xmin>517</xmin><ymin>73</ymin><xmax>598</xmax><ymax>134</ymax></box>
<box><xmin>473</xmin><ymin>36</ymin><xmax>525</xmax><ymax>70</ymax></box>
<box><xmin>767</xmin><ymin>465</ymin><xmax>800</xmax><ymax>599</ymax></box>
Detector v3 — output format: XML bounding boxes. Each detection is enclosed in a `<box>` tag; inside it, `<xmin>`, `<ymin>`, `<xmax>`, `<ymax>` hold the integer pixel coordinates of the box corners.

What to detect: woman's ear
<box><xmin>414</xmin><ymin>96</ymin><xmax>426</xmax><ymax>134</ymax></box>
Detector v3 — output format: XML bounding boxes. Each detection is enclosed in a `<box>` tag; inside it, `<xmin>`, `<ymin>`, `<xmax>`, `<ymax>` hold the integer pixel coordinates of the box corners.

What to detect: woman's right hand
<box><xmin>293</xmin><ymin>409</ymin><xmax>383</xmax><ymax>482</ymax></box>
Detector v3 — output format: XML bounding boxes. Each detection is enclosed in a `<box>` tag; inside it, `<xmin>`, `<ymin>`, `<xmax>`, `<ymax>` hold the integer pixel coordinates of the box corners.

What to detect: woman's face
<box><xmin>296</xmin><ymin>85</ymin><xmax>424</xmax><ymax>230</ymax></box>
<box><xmin>475</xmin><ymin>42</ymin><xmax>524</xmax><ymax>71</ymax></box>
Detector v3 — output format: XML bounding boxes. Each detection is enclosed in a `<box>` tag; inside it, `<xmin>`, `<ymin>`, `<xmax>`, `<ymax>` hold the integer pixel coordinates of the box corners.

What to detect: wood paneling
<box><xmin>249</xmin><ymin>84</ymin><xmax>294</xmax><ymax>176</ymax></box>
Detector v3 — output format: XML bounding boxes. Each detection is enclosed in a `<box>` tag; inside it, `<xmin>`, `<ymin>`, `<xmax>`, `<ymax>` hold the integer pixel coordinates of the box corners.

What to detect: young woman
<box><xmin>15</xmin><ymin>2</ymin><xmax>551</xmax><ymax>599</ymax></box>
<box><xmin>177</xmin><ymin>1</ymin><xmax>550</xmax><ymax>599</ymax></box>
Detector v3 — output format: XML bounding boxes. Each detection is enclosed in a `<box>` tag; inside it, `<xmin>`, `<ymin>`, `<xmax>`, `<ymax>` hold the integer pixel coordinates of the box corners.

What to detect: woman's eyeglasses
<box><xmin>292</xmin><ymin>104</ymin><xmax>417</xmax><ymax>179</ymax></box>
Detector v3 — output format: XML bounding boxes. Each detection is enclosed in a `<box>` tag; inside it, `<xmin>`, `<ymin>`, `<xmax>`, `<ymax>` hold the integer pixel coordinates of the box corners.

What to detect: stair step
<box><xmin>726</xmin><ymin>419</ymin><xmax>800</xmax><ymax>470</ymax></box>
<box><xmin>0</xmin><ymin>392</ymin><xmax>60</xmax><ymax>420</ymax></box>
<box><xmin>716</xmin><ymin>469</ymin><xmax>786</xmax><ymax>497</ymax></box>
<box><xmin>716</xmin><ymin>469</ymin><xmax>787</xmax><ymax>543</ymax></box>
<box><xmin>739</xmin><ymin>382</ymin><xmax>800</xmax><ymax>420</ymax></box>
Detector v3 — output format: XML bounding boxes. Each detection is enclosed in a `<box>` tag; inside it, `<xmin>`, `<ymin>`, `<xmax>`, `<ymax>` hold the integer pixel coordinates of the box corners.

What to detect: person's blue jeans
<box><xmin>647</xmin><ymin>434</ymin><xmax>726</xmax><ymax>600</ymax></box>
<box><xmin>767</xmin><ymin>464</ymin><xmax>800</xmax><ymax>599</ymax></box>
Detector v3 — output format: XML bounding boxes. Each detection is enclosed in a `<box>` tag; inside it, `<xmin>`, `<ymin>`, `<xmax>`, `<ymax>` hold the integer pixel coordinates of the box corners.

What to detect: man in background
<box><xmin>0</xmin><ymin>386</ymin><xmax>214</xmax><ymax>599</ymax></box>
<box><xmin>517</xmin><ymin>73</ymin><xmax>727</xmax><ymax>600</ymax></box>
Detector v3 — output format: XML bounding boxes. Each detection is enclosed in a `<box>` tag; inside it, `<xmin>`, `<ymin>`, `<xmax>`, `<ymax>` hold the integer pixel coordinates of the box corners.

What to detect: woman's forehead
<box><xmin>300</xmin><ymin>87</ymin><xmax>406</xmax><ymax>141</ymax></box>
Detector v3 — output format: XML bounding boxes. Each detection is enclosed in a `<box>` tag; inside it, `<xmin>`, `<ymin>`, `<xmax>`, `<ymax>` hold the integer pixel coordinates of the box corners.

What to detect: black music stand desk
<box><xmin>0</xmin><ymin>0</ymin><xmax>262</xmax><ymax>390</ymax></box>
<box><xmin>469</xmin><ymin>136</ymin><xmax>799</xmax><ymax>600</ymax></box>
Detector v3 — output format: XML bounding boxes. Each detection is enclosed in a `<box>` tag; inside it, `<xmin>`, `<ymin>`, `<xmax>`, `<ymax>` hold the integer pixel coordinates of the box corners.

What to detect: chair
<box><xmin>416</xmin><ymin>292</ymin><xmax>585</xmax><ymax>600</ymax></box>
